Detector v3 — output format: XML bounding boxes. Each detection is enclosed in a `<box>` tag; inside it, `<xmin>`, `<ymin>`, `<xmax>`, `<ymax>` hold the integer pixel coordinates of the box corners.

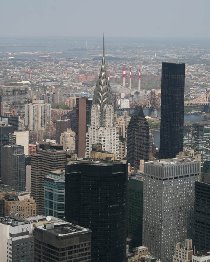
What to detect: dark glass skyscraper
<box><xmin>127</xmin><ymin>107</ymin><xmax>150</xmax><ymax>168</ymax></box>
<box><xmin>65</xmin><ymin>160</ymin><xmax>127</xmax><ymax>262</ymax></box>
<box><xmin>194</xmin><ymin>181</ymin><xmax>210</xmax><ymax>253</ymax></box>
<box><xmin>159</xmin><ymin>62</ymin><xmax>185</xmax><ymax>159</ymax></box>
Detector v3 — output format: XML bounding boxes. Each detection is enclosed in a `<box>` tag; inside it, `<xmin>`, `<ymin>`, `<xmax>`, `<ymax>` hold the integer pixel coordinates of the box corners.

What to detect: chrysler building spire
<box><xmin>93</xmin><ymin>35</ymin><xmax>113</xmax><ymax>117</ymax></box>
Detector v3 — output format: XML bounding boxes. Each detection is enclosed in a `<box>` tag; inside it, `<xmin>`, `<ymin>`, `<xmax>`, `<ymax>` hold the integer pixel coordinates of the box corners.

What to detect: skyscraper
<box><xmin>1</xmin><ymin>145</ymin><xmax>26</xmax><ymax>191</ymax></box>
<box><xmin>127</xmin><ymin>107</ymin><xmax>150</xmax><ymax>168</ymax></box>
<box><xmin>65</xmin><ymin>160</ymin><xmax>127</xmax><ymax>262</ymax></box>
<box><xmin>159</xmin><ymin>62</ymin><xmax>185</xmax><ymax>159</ymax></box>
<box><xmin>86</xmin><ymin>37</ymin><xmax>119</xmax><ymax>158</ymax></box>
<box><xmin>128</xmin><ymin>173</ymin><xmax>143</xmax><ymax>249</ymax></box>
<box><xmin>25</xmin><ymin>100</ymin><xmax>51</xmax><ymax>131</ymax></box>
<box><xmin>194</xmin><ymin>181</ymin><xmax>210</xmax><ymax>253</ymax></box>
<box><xmin>75</xmin><ymin>97</ymin><xmax>92</xmax><ymax>158</ymax></box>
<box><xmin>143</xmin><ymin>157</ymin><xmax>200</xmax><ymax>262</ymax></box>
<box><xmin>44</xmin><ymin>169</ymin><xmax>65</xmax><ymax>219</ymax></box>
<box><xmin>31</xmin><ymin>143</ymin><xmax>66</xmax><ymax>214</ymax></box>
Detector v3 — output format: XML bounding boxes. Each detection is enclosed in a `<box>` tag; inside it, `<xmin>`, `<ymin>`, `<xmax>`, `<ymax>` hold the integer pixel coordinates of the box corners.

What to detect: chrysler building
<box><xmin>86</xmin><ymin>37</ymin><xmax>119</xmax><ymax>158</ymax></box>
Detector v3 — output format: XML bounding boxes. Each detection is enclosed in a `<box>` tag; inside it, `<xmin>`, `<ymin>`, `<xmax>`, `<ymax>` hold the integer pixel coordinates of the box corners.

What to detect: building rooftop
<box><xmin>36</xmin><ymin>220</ymin><xmax>91</xmax><ymax>237</ymax></box>
<box><xmin>0</xmin><ymin>217</ymin><xmax>30</xmax><ymax>227</ymax></box>
<box><xmin>68</xmin><ymin>159</ymin><xmax>127</xmax><ymax>167</ymax></box>
<box><xmin>146</xmin><ymin>157</ymin><xmax>200</xmax><ymax>167</ymax></box>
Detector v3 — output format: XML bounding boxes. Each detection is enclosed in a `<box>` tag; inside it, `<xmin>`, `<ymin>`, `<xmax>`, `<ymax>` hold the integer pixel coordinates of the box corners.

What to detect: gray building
<box><xmin>0</xmin><ymin>216</ymin><xmax>34</xmax><ymax>262</ymax></box>
<box><xmin>143</xmin><ymin>157</ymin><xmax>200</xmax><ymax>262</ymax></box>
<box><xmin>1</xmin><ymin>145</ymin><xmax>26</xmax><ymax>191</ymax></box>
<box><xmin>34</xmin><ymin>220</ymin><xmax>91</xmax><ymax>262</ymax></box>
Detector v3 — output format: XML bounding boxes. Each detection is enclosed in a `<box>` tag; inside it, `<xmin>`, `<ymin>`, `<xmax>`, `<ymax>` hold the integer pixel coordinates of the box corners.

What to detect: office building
<box><xmin>128</xmin><ymin>174</ymin><xmax>143</xmax><ymax>249</ymax></box>
<box><xmin>25</xmin><ymin>100</ymin><xmax>51</xmax><ymax>131</ymax></box>
<box><xmin>1</xmin><ymin>145</ymin><xmax>26</xmax><ymax>191</ymax></box>
<box><xmin>9</xmin><ymin>130</ymin><xmax>29</xmax><ymax>155</ymax></box>
<box><xmin>0</xmin><ymin>81</ymin><xmax>29</xmax><ymax>116</ymax></box>
<box><xmin>2</xmin><ymin>192</ymin><xmax>36</xmax><ymax>219</ymax></box>
<box><xmin>75</xmin><ymin>97</ymin><xmax>92</xmax><ymax>158</ymax></box>
<box><xmin>159</xmin><ymin>62</ymin><xmax>185</xmax><ymax>159</ymax></box>
<box><xmin>44</xmin><ymin>169</ymin><xmax>65</xmax><ymax>219</ymax></box>
<box><xmin>172</xmin><ymin>239</ymin><xmax>193</xmax><ymax>262</ymax></box>
<box><xmin>0</xmin><ymin>216</ymin><xmax>34</xmax><ymax>262</ymax></box>
<box><xmin>194</xmin><ymin>181</ymin><xmax>210</xmax><ymax>253</ymax></box>
<box><xmin>184</xmin><ymin>123</ymin><xmax>210</xmax><ymax>166</ymax></box>
<box><xmin>143</xmin><ymin>157</ymin><xmax>200</xmax><ymax>262</ymax></box>
<box><xmin>127</xmin><ymin>107</ymin><xmax>150</xmax><ymax>168</ymax></box>
<box><xmin>65</xmin><ymin>160</ymin><xmax>127</xmax><ymax>262</ymax></box>
<box><xmin>34</xmin><ymin>219</ymin><xmax>91</xmax><ymax>262</ymax></box>
<box><xmin>31</xmin><ymin>143</ymin><xmax>66</xmax><ymax>214</ymax></box>
<box><xmin>55</xmin><ymin>119</ymin><xmax>70</xmax><ymax>143</ymax></box>
<box><xmin>86</xmin><ymin>38</ymin><xmax>119</xmax><ymax>158</ymax></box>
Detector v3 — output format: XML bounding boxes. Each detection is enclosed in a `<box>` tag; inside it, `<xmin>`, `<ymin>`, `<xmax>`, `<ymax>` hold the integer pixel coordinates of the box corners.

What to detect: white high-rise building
<box><xmin>25</xmin><ymin>100</ymin><xmax>51</xmax><ymax>131</ymax></box>
<box><xmin>143</xmin><ymin>157</ymin><xmax>201</xmax><ymax>262</ymax></box>
<box><xmin>86</xmin><ymin>37</ymin><xmax>119</xmax><ymax>158</ymax></box>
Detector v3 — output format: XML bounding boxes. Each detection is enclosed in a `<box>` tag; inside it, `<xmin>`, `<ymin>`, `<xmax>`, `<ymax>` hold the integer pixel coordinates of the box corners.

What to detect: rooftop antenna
<box><xmin>102</xmin><ymin>33</ymin><xmax>105</xmax><ymax>65</ymax></box>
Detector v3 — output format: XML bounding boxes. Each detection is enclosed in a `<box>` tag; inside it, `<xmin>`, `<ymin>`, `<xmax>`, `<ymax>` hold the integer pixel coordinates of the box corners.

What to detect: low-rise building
<box><xmin>173</xmin><ymin>239</ymin><xmax>193</xmax><ymax>262</ymax></box>
<box><xmin>192</xmin><ymin>253</ymin><xmax>210</xmax><ymax>262</ymax></box>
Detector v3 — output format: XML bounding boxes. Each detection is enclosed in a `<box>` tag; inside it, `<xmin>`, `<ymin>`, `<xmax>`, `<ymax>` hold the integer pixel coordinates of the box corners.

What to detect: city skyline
<box><xmin>0</xmin><ymin>0</ymin><xmax>210</xmax><ymax>38</ymax></box>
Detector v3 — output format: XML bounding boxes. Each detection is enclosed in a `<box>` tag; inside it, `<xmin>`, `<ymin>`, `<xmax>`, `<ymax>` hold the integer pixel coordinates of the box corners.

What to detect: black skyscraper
<box><xmin>65</xmin><ymin>160</ymin><xmax>127</xmax><ymax>262</ymax></box>
<box><xmin>194</xmin><ymin>181</ymin><xmax>210</xmax><ymax>253</ymax></box>
<box><xmin>127</xmin><ymin>107</ymin><xmax>150</xmax><ymax>168</ymax></box>
<box><xmin>159</xmin><ymin>62</ymin><xmax>185</xmax><ymax>159</ymax></box>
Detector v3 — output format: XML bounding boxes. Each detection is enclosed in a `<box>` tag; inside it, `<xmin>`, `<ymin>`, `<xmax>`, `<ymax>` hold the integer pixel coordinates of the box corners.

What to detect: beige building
<box><xmin>4</xmin><ymin>192</ymin><xmax>36</xmax><ymax>219</ymax></box>
<box><xmin>128</xmin><ymin>246</ymin><xmax>160</xmax><ymax>262</ymax></box>
<box><xmin>60</xmin><ymin>128</ymin><xmax>76</xmax><ymax>152</ymax></box>
<box><xmin>11</xmin><ymin>130</ymin><xmax>29</xmax><ymax>155</ymax></box>
<box><xmin>173</xmin><ymin>239</ymin><xmax>193</xmax><ymax>262</ymax></box>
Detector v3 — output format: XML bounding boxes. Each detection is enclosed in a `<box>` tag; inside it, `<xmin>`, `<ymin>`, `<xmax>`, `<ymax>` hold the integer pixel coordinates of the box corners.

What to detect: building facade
<box><xmin>25</xmin><ymin>100</ymin><xmax>51</xmax><ymax>131</ymax></box>
<box><xmin>128</xmin><ymin>174</ymin><xmax>143</xmax><ymax>249</ymax></box>
<box><xmin>3</xmin><ymin>193</ymin><xmax>36</xmax><ymax>218</ymax></box>
<box><xmin>60</xmin><ymin>128</ymin><xmax>76</xmax><ymax>152</ymax></box>
<box><xmin>143</xmin><ymin>157</ymin><xmax>200</xmax><ymax>262</ymax></box>
<box><xmin>194</xmin><ymin>181</ymin><xmax>210</xmax><ymax>253</ymax></box>
<box><xmin>55</xmin><ymin>119</ymin><xmax>70</xmax><ymax>143</ymax></box>
<box><xmin>1</xmin><ymin>145</ymin><xmax>26</xmax><ymax>192</ymax></box>
<box><xmin>159</xmin><ymin>62</ymin><xmax>185</xmax><ymax>159</ymax></box>
<box><xmin>31</xmin><ymin>144</ymin><xmax>66</xmax><ymax>214</ymax></box>
<box><xmin>65</xmin><ymin>160</ymin><xmax>127</xmax><ymax>262</ymax></box>
<box><xmin>127</xmin><ymin>107</ymin><xmax>150</xmax><ymax>168</ymax></box>
<box><xmin>172</xmin><ymin>239</ymin><xmax>193</xmax><ymax>262</ymax></box>
<box><xmin>0</xmin><ymin>217</ymin><xmax>34</xmax><ymax>262</ymax></box>
<box><xmin>44</xmin><ymin>169</ymin><xmax>65</xmax><ymax>219</ymax></box>
<box><xmin>34</xmin><ymin>220</ymin><xmax>91</xmax><ymax>262</ymax></box>
<box><xmin>75</xmin><ymin>97</ymin><xmax>92</xmax><ymax>158</ymax></box>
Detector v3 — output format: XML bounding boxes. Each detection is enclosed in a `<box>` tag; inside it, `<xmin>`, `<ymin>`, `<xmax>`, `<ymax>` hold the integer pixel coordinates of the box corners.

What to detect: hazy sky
<box><xmin>0</xmin><ymin>0</ymin><xmax>209</xmax><ymax>38</ymax></box>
